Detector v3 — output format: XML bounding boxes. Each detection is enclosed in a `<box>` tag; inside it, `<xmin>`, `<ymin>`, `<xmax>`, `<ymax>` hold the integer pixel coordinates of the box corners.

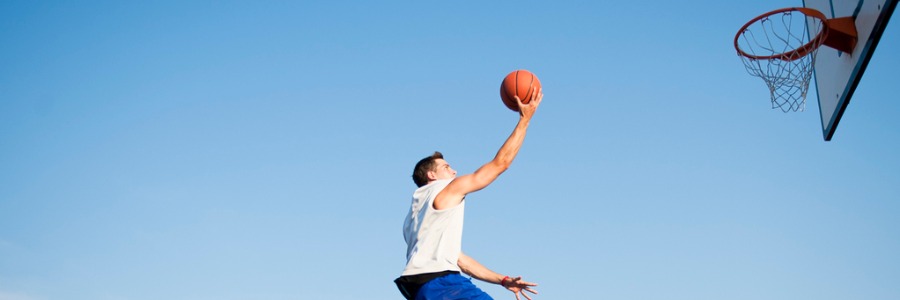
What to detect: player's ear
<box><xmin>427</xmin><ymin>170</ymin><xmax>436</xmax><ymax>181</ymax></box>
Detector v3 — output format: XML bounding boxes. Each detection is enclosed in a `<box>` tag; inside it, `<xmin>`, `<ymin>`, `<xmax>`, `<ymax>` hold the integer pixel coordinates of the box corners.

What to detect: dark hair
<box><xmin>412</xmin><ymin>151</ymin><xmax>444</xmax><ymax>187</ymax></box>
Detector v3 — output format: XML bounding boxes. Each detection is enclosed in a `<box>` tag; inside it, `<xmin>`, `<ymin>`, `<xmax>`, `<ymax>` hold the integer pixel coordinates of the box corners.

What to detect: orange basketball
<box><xmin>499</xmin><ymin>70</ymin><xmax>541</xmax><ymax>112</ymax></box>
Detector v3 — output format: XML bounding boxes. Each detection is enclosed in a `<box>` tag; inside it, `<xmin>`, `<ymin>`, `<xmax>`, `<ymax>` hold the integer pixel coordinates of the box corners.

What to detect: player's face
<box><xmin>430</xmin><ymin>159</ymin><xmax>457</xmax><ymax>180</ymax></box>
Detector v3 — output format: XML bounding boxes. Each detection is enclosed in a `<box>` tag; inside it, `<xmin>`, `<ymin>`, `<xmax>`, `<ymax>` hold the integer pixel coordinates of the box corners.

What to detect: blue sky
<box><xmin>1</xmin><ymin>1</ymin><xmax>899</xmax><ymax>299</ymax></box>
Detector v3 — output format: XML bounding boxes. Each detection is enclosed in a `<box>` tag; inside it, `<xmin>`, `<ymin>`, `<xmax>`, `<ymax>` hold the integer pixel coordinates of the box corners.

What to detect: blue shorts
<box><xmin>416</xmin><ymin>273</ymin><xmax>493</xmax><ymax>300</ymax></box>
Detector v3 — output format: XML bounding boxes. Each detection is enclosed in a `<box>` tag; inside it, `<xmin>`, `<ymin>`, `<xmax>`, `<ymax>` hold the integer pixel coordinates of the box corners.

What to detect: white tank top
<box><xmin>401</xmin><ymin>179</ymin><xmax>465</xmax><ymax>276</ymax></box>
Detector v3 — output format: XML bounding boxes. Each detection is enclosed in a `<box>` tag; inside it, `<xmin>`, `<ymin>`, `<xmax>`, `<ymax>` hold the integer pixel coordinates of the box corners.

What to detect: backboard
<box><xmin>804</xmin><ymin>0</ymin><xmax>898</xmax><ymax>140</ymax></box>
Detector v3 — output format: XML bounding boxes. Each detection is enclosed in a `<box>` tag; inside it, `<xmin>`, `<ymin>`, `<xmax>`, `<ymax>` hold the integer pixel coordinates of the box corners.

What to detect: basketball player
<box><xmin>395</xmin><ymin>88</ymin><xmax>543</xmax><ymax>300</ymax></box>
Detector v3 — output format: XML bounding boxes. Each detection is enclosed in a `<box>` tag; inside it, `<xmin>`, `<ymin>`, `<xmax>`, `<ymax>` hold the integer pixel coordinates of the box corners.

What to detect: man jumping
<box><xmin>395</xmin><ymin>88</ymin><xmax>543</xmax><ymax>300</ymax></box>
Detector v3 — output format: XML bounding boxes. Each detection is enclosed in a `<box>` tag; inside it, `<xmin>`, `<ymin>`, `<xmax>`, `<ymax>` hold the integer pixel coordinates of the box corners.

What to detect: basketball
<box><xmin>499</xmin><ymin>70</ymin><xmax>541</xmax><ymax>112</ymax></box>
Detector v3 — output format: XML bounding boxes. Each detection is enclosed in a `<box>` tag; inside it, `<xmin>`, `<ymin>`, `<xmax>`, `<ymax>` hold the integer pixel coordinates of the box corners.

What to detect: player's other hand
<box><xmin>502</xmin><ymin>276</ymin><xmax>538</xmax><ymax>300</ymax></box>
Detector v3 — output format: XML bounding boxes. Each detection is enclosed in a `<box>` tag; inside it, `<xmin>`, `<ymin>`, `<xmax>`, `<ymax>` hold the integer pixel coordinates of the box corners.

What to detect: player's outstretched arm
<box><xmin>433</xmin><ymin>88</ymin><xmax>543</xmax><ymax>210</ymax></box>
<box><xmin>458</xmin><ymin>252</ymin><xmax>539</xmax><ymax>300</ymax></box>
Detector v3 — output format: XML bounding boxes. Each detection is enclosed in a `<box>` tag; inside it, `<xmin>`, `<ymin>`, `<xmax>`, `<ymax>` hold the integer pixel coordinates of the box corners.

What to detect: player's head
<box><xmin>412</xmin><ymin>151</ymin><xmax>457</xmax><ymax>187</ymax></box>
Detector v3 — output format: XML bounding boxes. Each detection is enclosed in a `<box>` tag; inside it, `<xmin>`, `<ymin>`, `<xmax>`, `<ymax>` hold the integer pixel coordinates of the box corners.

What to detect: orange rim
<box><xmin>734</xmin><ymin>7</ymin><xmax>829</xmax><ymax>61</ymax></box>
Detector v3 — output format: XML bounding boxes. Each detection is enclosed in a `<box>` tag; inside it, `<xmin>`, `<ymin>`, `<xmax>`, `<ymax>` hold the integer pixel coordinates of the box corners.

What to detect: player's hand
<box><xmin>515</xmin><ymin>87</ymin><xmax>542</xmax><ymax>119</ymax></box>
<box><xmin>501</xmin><ymin>276</ymin><xmax>538</xmax><ymax>300</ymax></box>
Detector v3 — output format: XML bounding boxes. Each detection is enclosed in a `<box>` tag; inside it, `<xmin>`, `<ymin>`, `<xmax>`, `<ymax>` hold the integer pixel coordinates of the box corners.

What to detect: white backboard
<box><xmin>804</xmin><ymin>0</ymin><xmax>898</xmax><ymax>140</ymax></box>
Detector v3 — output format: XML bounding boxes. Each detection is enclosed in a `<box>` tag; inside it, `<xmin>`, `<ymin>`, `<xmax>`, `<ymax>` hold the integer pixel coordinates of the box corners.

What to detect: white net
<box><xmin>736</xmin><ymin>9</ymin><xmax>826</xmax><ymax>112</ymax></box>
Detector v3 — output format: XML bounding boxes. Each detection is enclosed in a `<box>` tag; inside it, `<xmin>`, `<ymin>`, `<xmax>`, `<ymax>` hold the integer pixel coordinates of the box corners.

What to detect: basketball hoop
<box><xmin>735</xmin><ymin>7</ymin><xmax>858</xmax><ymax>112</ymax></box>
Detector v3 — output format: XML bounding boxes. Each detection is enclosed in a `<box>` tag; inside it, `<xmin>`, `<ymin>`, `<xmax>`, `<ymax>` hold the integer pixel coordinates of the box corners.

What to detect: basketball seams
<box><xmin>501</xmin><ymin>84</ymin><xmax>515</xmax><ymax>111</ymax></box>
<box><xmin>516</xmin><ymin>70</ymin><xmax>531</xmax><ymax>103</ymax></box>
<box><xmin>515</xmin><ymin>70</ymin><xmax>521</xmax><ymax>103</ymax></box>
<box><xmin>526</xmin><ymin>72</ymin><xmax>535</xmax><ymax>103</ymax></box>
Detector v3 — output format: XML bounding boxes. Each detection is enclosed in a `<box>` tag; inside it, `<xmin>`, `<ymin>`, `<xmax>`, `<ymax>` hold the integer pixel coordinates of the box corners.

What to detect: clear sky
<box><xmin>2</xmin><ymin>1</ymin><xmax>899</xmax><ymax>299</ymax></box>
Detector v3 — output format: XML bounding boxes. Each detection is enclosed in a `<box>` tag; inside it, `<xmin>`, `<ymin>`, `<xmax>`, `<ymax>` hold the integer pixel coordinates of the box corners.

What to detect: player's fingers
<box><xmin>513</xmin><ymin>95</ymin><xmax>525</xmax><ymax>108</ymax></box>
<box><xmin>525</xmin><ymin>287</ymin><xmax>538</xmax><ymax>294</ymax></box>
<box><xmin>531</xmin><ymin>89</ymin><xmax>542</xmax><ymax>106</ymax></box>
<box><xmin>512</xmin><ymin>278</ymin><xmax>536</xmax><ymax>287</ymax></box>
<box><xmin>522</xmin><ymin>291</ymin><xmax>533</xmax><ymax>300</ymax></box>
